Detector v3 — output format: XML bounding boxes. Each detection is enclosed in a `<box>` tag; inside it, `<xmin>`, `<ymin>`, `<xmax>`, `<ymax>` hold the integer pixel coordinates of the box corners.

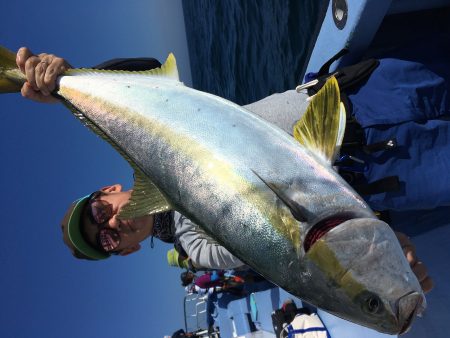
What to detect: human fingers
<box><xmin>412</xmin><ymin>262</ymin><xmax>434</xmax><ymax>293</ymax></box>
<box><xmin>21</xmin><ymin>82</ymin><xmax>60</xmax><ymax>103</ymax></box>
<box><xmin>403</xmin><ymin>245</ymin><xmax>417</xmax><ymax>266</ymax></box>
<box><xmin>420</xmin><ymin>276</ymin><xmax>434</xmax><ymax>294</ymax></box>
<box><xmin>24</xmin><ymin>55</ymin><xmax>42</xmax><ymax>91</ymax></box>
<box><xmin>395</xmin><ymin>231</ymin><xmax>411</xmax><ymax>247</ymax></box>
<box><xmin>43</xmin><ymin>56</ymin><xmax>71</xmax><ymax>93</ymax></box>
<box><xmin>395</xmin><ymin>232</ymin><xmax>433</xmax><ymax>293</ymax></box>
<box><xmin>35</xmin><ymin>54</ymin><xmax>54</xmax><ymax>96</ymax></box>
<box><xmin>16</xmin><ymin>47</ymin><xmax>34</xmax><ymax>73</ymax></box>
<box><xmin>411</xmin><ymin>261</ymin><xmax>428</xmax><ymax>282</ymax></box>
<box><xmin>395</xmin><ymin>231</ymin><xmax>417</xmax><ymax>263</ymax></box>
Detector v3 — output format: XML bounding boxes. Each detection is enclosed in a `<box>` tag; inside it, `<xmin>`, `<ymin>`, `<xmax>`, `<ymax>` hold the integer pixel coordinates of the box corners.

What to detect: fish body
<box><xmin>0</xmin><ymin>46</ymin><xmax>424</xmax><ymax>334</ymax></box>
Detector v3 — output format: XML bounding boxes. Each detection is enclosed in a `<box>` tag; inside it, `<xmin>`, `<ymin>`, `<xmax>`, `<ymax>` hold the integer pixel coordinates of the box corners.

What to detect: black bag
<box><xmin>306</xmin><ymin>48</ymin><xmax>379</xmax><ymax>97</ymax></box>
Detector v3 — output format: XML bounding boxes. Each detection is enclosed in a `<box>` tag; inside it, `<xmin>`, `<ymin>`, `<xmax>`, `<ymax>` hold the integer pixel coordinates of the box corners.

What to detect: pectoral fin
<box><xmin>252</xmin><ymin>170</ymin><xmax>311</xmax><ymax>223</ymax></box>
<box><xmin>117</xmin><ymin>169</ymin><xmax>172</xmax><ymax>219</ymax></box>
<box><xmin>293</xmin><ymin>77</ymin><xmax>346</xmax><ymax>164</ymax></box>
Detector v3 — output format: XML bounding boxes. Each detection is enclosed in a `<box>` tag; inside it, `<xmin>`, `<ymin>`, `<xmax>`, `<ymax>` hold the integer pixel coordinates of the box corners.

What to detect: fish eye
<box><xmin>363</xmin><ymin>294</ymin><xmax>382</xmax><ymax>314</ymax></box>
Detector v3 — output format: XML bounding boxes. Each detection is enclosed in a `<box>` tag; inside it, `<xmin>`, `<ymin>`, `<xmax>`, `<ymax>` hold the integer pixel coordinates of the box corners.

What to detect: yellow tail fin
<box><xmin>292</xmin><ymin>77</ymin><xmax>346</xmax><ymax>165</ymax></box>
<box><xmin>0</xmin><ymin>45</ymin><xmax>25</xmax><ymax>93</ymax></box>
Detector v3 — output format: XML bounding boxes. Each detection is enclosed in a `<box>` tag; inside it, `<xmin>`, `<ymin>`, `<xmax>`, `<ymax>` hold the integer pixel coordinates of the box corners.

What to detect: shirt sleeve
<box><xmin>174</xmin><ymin>212</ymin><xmax>245</xmax><ymax>270</ymax></box>
<box><xmin>243</xmin><ymin>90</ymin><xmax>309</xmax><ymax>136</ymax></box>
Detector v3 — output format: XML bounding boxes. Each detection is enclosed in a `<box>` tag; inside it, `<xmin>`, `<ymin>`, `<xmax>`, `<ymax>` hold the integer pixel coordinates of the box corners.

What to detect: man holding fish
<box><xmin>0</xmin><ymin>45</ymin><xmax>434</xmax><ymax>334</ymax></box>
<box><xmin>14</xmin><ymin>46</ymin><xmax>432</xmax><ymax>290</ymax></box>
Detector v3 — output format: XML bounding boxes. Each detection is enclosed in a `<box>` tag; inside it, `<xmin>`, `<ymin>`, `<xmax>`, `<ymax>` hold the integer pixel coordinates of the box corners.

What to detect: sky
<box><xmin>1</xmin><ymin>1</ymin><xmax>191</xmax><ymax>337</ymax></box>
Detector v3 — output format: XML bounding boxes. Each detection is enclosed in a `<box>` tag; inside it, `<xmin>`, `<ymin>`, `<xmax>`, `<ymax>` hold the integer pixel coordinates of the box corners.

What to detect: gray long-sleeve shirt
<box><xmin>174</xmin><ymin>90</ymin><xmax>309</xmax><ymax>270</ymax></box>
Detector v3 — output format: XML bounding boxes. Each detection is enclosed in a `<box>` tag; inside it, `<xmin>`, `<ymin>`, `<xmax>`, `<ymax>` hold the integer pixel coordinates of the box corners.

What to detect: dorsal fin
<box><xmin>64</xmin><ymin>53</ymin><xmax>180</xmax><ymax>81</ymax></box>
<box><xmin>62</xmin><ymin>101</ymin><xmax>172</xmax><ymax>219</ymax></box>
<box><xmin>293</xmin><ymin>77</ymin><xmax>346</xmax><ymax>164</ymax></box>
<box><xmin>141</xmin><ymin>53</ymin><xmax>179</xmax><ymax>80</ymax></box>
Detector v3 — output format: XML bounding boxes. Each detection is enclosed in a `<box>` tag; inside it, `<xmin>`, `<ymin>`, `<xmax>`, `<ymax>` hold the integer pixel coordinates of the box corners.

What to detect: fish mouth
<box><xmin>396</xmin><ymin>291</ymin><xmax>425</xmax><ymax>334</ymax></box>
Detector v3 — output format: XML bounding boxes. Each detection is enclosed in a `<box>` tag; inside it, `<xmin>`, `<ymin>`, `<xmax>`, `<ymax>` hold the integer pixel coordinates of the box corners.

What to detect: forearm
<box><xmin>174</xmin><ymin>213</ymin><xmax>246</xmax><ymax>270</ymax></box>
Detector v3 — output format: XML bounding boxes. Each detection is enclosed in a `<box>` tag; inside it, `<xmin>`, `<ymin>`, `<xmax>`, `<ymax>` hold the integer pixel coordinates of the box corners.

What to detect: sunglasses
<box><xmin>86</xmin><ymin>191</ymin><xmax>121</xmax><ymax>253</ymax></box>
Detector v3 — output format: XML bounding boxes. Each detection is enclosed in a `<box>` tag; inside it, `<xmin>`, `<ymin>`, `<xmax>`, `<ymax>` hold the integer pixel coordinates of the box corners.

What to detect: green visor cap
<box><xmin>66</xmin><ymin>195</ymin><xmax>109</xmax><ymax>260</ymax></box>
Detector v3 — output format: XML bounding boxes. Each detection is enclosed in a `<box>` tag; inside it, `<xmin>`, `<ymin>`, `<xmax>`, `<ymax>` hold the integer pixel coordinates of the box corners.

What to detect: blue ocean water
<box><xmin>182</xmin><ymin>0</ymin><xmax>326</xmax><ymax>105</ymax></box>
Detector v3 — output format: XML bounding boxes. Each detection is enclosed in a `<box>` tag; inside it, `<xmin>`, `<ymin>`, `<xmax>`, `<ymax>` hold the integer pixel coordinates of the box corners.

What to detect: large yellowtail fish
<box><xmin>0</xmin><ymin>45</ymin><xmax>424</xmax><ymax>334</ymax></box>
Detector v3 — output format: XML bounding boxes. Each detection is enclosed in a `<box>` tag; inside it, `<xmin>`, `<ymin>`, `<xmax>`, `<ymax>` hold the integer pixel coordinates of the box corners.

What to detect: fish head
<box><xmin>304</xmin><ymin>217</ymin><xmax>425</xmax><ymax>334</ymax></box>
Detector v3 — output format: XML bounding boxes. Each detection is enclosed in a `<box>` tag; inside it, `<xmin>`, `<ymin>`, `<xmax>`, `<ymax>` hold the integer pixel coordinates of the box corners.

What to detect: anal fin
<box><xmin>252</xmin><ymin>170</ymin><xmax>310</xmax><ymax>223</ymax></box>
